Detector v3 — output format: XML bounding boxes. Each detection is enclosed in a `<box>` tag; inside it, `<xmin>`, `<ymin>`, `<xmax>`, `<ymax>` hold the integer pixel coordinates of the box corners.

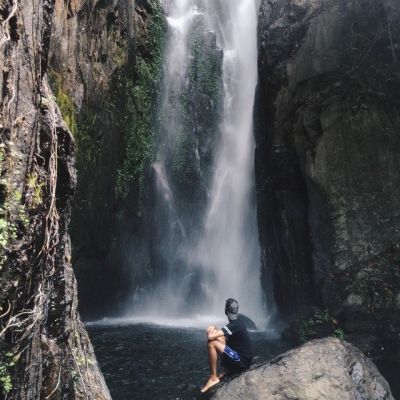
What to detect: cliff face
<box><xmin>48</xmin><ymin>0</ymin><xmax>167</xmax><ymax>318</ymax></box>
<box><xmin>256</xmin><ymin>0</ymin><xmax>400</xmax><ymax>358</ymax></box>
<box><xmin>0</xmin><ymin>0</ymin><xmax>110</xmax><ymax>398</ymax></box>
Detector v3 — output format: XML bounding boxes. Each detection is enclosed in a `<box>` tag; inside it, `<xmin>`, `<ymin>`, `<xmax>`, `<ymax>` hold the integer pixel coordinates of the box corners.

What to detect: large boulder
<box><xmin>200</xmin><ymin>338</ymin><xmax>394</xmax><ymax>399</ymax></box>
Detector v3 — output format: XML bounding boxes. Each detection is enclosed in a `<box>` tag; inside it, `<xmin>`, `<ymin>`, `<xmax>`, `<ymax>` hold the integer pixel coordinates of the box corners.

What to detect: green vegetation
<box><xmin>334</xmin><ymin>328</ymin><xmax>344</xmax><ymax>340</ymax></box>
<box><xmin>48</xmin><ymin>69</ymin><xmax>77</xmax><ymax>135</ymax></box>
<box><xmin>115</xmin><ymin>57</ymin><xmax>157</xmax><ymax>204</ymax></box>
<box><xmin>172</xmin><ymin>127</ymin><xmax>194</xmax><ymax>186</ymax></box>
<box><xmin>0</xmin><ymin>142</ymin><xmax>29</xmax><ymax>265</ymax></box>
<box><xmin>26</xmin><ymin>173</ymin><xmax>44</xmax><ymax>209</ymax></box>
<box><xmin>188</xmin><ymin>20</ymin><xmax>222</xmax><ymax>98</ymax></box>
<box><xmin>298</xmin><ymin>309</ymin><xmax>331</xmax><ymax>343</ymax></box>
<box><xmin>0</xmin><ymin>351</ymin><xmax>16</xmax><ymax>395</ymax></box>
<box><xmin>296</xmin><ymin>309</ymin><xmax>347</xmax><ymax>343</ymax></box>
<box><xmin>73</xmin><ymin>0</ymin><xmax>167</xmax><ymax>217</ymax></box>
<box><xmin>160</xmin><ymin>13</ymin><xmax>223</xmax><ymax>192</ymax></box>
<box><xmin>114</xmin><ymin>0</ymin><xmax>166</xmax><ymax>210</ymax></box>
<box><xmin>112</xmin><ymin>45</ymin><xmax>128</xmax><ymax>68</ymax></box>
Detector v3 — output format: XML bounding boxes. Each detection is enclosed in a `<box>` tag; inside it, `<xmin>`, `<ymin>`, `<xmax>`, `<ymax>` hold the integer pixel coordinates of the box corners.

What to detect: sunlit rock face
<box><xmin>0</xmin><ymin>0</ymin><xmax>111</xmax><ymax>398</ymax></box>
<box><xmin>200</xmin><ymin>338</ymin><xmax>394</xmax><ymax>400</ymax></box>
<box><xmin>256</xmin><ymin>0</ymin><xmax>400</xmax><ymax>358</ymax></box>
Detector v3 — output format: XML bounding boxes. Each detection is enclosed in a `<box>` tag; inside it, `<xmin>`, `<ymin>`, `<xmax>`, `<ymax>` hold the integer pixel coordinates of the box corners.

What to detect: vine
<box><xmin>0</xmin><ymin>0</ymin><xmax>17</xmax><ymax>49</ymax></box>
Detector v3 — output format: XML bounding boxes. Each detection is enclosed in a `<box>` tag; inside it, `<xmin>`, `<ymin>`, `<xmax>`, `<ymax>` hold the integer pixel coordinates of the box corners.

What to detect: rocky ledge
<box><xmin>199</xmin><ymin>337</ymin><xmax>393</xmax><ymax>399</ymax></box>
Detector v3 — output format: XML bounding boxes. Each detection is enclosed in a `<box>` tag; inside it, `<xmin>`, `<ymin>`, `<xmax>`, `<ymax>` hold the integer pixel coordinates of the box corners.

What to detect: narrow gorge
<box><xmin>0</xmin><ymin>0</ymin><xmax>399</xmax><ymax>398</ymax></box>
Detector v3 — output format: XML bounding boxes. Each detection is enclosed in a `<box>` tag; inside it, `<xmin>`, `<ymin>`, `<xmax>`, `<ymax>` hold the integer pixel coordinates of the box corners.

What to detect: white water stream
<box><xmin>192</xmin><ymin>0</ymin><xmax>263</xmax><ymax>320</ymax></box>
<box><xmin>126</xmin><ymin>0</ymin><xmax>266</xmax><ymax>326</ymax></box>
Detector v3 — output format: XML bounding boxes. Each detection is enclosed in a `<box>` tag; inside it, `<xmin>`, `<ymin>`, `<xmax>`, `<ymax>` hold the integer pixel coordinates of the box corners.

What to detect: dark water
<box><xmin>87</xmin><ymin>323</ymin><xmax>400</xmax><ymax>400</ymax></box>
<box><xmin>86</xmin><ymin>323</ymin><xmax>290</xmax><ymax>400</ymax></box>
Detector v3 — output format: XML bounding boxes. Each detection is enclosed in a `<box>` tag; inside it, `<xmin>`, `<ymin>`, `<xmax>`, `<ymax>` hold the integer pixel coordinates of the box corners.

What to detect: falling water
<box><xmin>129</xmin><ymin>0</ymin><xmax>265</xmax><ymax>324</ymax></box>
<box><xmin>193</xmin><ymin>0</ymin><xmax>264</xmax><ymax>319</ymax></box>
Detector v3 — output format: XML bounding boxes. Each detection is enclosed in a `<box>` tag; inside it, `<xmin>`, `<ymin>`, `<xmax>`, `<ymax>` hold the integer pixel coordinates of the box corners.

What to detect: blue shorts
<box><xmin>220</xmin><ymin>346</ymin><xmax>247</xmax><ymax>371</ymax></box>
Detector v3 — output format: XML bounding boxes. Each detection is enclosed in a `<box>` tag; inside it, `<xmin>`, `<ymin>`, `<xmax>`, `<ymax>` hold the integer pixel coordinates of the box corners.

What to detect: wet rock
<box><xmin>200</xmin><ymin>338</ymin><xmax>394</xmax><ymax>399</ymax></box>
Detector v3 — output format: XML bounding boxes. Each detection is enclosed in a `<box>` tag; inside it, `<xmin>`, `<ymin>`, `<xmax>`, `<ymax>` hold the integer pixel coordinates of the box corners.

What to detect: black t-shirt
<box><xmin>221</xmin><ymin>319</ymin><xmax>253</xmax><ymax>366</ymax></box>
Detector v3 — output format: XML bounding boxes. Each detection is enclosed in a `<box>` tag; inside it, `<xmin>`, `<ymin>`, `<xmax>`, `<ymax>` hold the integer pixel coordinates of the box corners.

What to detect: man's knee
<box><xmin>216</xmin><ymin>336</ymin><xmax>226</xmax><ymax>345</ymax></box>
<box><xmin>208</xmin><ymin>339</ymin><xmax>225</xmax><ymax>353</ymax></box>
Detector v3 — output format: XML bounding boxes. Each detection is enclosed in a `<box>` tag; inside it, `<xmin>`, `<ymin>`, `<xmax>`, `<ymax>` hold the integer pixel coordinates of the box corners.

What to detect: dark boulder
<box><xmin>199</xmin><ymin>337</ymin><xmax>394</xmax><ymax>399</ymax></box>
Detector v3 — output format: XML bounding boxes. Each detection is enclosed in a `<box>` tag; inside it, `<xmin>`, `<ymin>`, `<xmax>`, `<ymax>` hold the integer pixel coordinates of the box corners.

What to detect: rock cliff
<box><xmin>256</xmin><ymin>0</ymin><xmax>400</xmax><ymax>358</ymax></box>
<box><xmin>0</xmin><ymin>0</ymin><xmax>110</xmax><ymax>398</ymax></box>
<box><xmin>200</xmin><ymin>338</ymin><xmax>394</xmax><ymax>400</ymax></box>
<box><xmin>48</xmin><ymin>0</ymin><xmax>167</xmax><ymax>318</ymax></box>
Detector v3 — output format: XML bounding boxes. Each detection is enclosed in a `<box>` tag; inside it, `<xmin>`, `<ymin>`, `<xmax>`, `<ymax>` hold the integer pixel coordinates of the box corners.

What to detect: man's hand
<box><xmin>207</xmin><ymin>326</ymin><xmax>225</xmax><ymax>341</ymax></box>
<box><xmin>207</xmin><ymin>325</ymin><xmax>216</xmax><ymax>333</ymax></box>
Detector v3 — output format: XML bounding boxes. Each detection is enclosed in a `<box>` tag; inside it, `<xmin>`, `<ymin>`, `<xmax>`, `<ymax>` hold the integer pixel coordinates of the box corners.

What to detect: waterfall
<box><xmin>193</xmin><ymin>0</ymin><xmax>264</xmax><ymax>319</ymax></box>
<box><xmin>129</xmin><ymin>0</ymin><xmax>266</xmax><ymax>325</ymax></box>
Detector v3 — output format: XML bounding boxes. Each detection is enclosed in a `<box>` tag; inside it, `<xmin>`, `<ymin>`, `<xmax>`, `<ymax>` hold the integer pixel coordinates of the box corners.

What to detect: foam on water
<box><xmin>86</xmin><ymin>316</ymin><xmax>279</xmax><ymax>338</ymax></box>
<box><xmin>86</xmin><ymin>315</ymin><xmax>227</xmax><ymax>329</ymax></box>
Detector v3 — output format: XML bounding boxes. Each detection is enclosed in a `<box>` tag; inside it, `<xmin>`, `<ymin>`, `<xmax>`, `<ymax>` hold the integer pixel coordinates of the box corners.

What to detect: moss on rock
<box><xmin>48</xmin><ymin>69</ymin><xmax>77</xmax><ymax>136</ymax></box>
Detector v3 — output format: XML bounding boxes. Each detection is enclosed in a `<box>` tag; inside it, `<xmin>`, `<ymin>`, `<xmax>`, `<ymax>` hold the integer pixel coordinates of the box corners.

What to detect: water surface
<box><xmin>87</xmin><ymin>323</ymin><xmax>290</xmax><ymax>399</ymax></box>
<box><xmin>87</xmin><ymin>323</ymin><xmax>400</xmax><ymax>399</ymax></box>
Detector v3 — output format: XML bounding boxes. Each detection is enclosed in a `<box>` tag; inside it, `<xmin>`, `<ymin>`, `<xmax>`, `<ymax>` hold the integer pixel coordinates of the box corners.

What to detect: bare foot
<box><xmin>200</xmin><ymin>376</ymin><xmax>220</xmax><ymax>393</ymax></box>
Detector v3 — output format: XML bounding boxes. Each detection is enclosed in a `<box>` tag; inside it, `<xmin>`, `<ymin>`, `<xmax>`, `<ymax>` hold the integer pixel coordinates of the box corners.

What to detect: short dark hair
<box><xmin>225</xmin><ymin>298</ymin><xmax>239</xmax><ymax>320</ymax></box>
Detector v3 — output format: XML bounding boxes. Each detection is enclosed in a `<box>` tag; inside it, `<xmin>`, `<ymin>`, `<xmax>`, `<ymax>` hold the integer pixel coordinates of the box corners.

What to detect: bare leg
<box><xmin>214</xmin><ymin>334</ymin><xmax>228</xmax><ymax>379</ymax></box>
<box><xmin>215</xmin><ymin>335</ymin><xmax>226</xmax><ymax>345</ymax></box>
<box><xmin>200</xmin><ymin>338</ymin><xmax>225</xmax><ymax>393</ymax></box>
<box><xmin>217</xmin><ymin>369</ymin><xmax>229</xmax><ymax>379</ymax></box>
<box><xmin>212</xmin><ymin>330</ymin><xmax>228</xmax><ymax>379</ymax></box>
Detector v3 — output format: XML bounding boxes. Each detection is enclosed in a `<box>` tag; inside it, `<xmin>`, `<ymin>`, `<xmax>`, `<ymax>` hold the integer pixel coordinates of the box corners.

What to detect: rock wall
<box><xmin>0</xmin><ymin>0</ymin><xmax>110</xmax><ymax>398</ymax></box>
<box><xmin>256</xmin><ymin>0</ymin><xmax>400</xmax><ymax>358</ymax></box>
<box><xmin>47</xmin><ymin>0</ymin><xmax>167</xmax><ymax>318</ymax></box>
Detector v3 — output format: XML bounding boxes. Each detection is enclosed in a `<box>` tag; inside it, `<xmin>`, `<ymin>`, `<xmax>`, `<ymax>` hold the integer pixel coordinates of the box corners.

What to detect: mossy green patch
<box><xmin>48</xmin><ymin>69</ymin><xmax>77</xmax><ymax>135</ymax></box>
<box><xmin>114</xmin><ymin>0</ymin><xmax>167</xmax><ymax>210</ymax></box>
<box><xmin>112</xmin><ymin>45</ymin><xmax>128</xmax><ymax>68</ymax></box>
<box><xmin>157</xmin><ymin>12</ymin><xmax>223</xmax><ymax>195</ymax></box>
<box><xmin>73</xmin><ymin>0</ymin><xmax>167</xmax><ymax>216</ymax></box>
<box><xmin>187</xmin><ymin>16</ymin><xmax>222</xmax><ymax>100</ymax></box>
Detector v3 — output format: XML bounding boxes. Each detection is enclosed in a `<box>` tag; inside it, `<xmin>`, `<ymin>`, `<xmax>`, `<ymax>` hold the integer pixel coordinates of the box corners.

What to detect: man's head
<box><xmin>225</xmin><ymin>298</ymin><xmax>239</xmax><ymax>320</ymax></box>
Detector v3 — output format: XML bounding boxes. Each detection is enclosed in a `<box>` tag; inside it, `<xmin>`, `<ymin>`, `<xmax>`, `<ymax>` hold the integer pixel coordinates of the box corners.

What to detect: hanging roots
<box><xmin>0</xmin><ymin>0</ymin><xmax>18</xmax><ymax>50</ymax></box>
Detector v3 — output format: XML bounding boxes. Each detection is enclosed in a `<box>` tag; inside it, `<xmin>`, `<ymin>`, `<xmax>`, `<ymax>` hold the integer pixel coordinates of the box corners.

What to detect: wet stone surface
<box><xmin>86</xmin><ymin>324</ymin><xmax>292</xmax><ymax>400</ymax></box>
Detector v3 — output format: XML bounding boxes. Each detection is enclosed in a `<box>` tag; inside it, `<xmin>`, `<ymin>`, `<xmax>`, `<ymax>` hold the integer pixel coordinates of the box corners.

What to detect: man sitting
<box><xmin>201</xmin><ymin>298</ymin><xmax>253</xmax><ymax>393</ymax></box>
